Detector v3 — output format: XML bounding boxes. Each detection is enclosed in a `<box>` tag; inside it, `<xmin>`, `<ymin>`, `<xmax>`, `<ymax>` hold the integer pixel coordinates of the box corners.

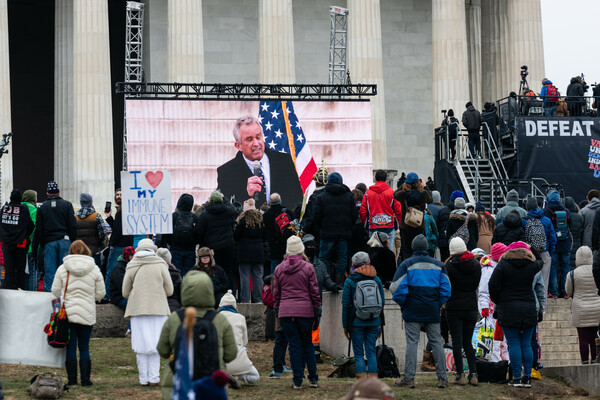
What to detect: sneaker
<box><xmin>453</xmin><ymin>374</ymin><xmax>466</xmax><ymax>386</ymax></box>
<box><xmin>283</xmin><ymin>366</ymin><xmax>293</xmax><ymax>373</ymax></box>
<box><xmin>291</xmin><ymin>383</ymin><xmax>302</xmax><ymax>389</ymax></box>
<box><xmin>394</xmin><ymin>379</ymin><xmax>415</xmax><ymax>389</ymax></box>
<box><xmin>521</xmin><ymin>376</ymin><xmax>532</xmax><ymax>388</ymax></box>
<box><xmin>468</xmin><ymin>373</ymin><xmax>478</xmax><ymax>386</ymax></box>
<box><xmin>562</xmin><ymin>294</ymin><xmax>571</xmax><ymax>299</ymax></box>
<box><xmin>268</xmin><ymin>370</ymin><xmax>282</xmax><ymax>379</ymax></box>
<box><xmin>437</xmin><ymin>378</ymin><xmax>447</xmax><ymax>389</ymax></box>
<box><xmin>309</xmin><ymin>380</ymin><xmax>319</xmax><ymax>388</ymax></box>
<box><xmin>509</xmin><ymin>378</ymin><xmax>523</xmax><ymax>387</ymax></box>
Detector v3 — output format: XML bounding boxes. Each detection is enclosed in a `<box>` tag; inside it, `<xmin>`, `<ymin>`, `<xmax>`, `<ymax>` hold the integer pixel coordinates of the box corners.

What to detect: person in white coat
<box><xmin>123</xmin><ymin>238</ymin><xmax>173</xmax><ymax>386</ymax></box>
<box><xmin>218</xmin><ymin>290</ymin><xmax>260</xmax><ymax>384</ymax></box>
<box><xmin>51</xmin><ymin>240</ymin><xmax>105</xmax><ymax>386</ymax></box>
<box><xmin>566</xmin><ymin>246</ymin><xmax>600</xmax><ymax>364</ymax></box>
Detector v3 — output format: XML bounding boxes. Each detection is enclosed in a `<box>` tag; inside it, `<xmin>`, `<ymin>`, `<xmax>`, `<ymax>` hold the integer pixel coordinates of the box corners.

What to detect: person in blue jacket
<box><xmin>542</xmin><ymin>191</ymin><xmax>572</xmax><ymax>298</ymax></box>
<box><xmin>390</xmin><ymin>235</ymin><xmax>451</xmax><ymax>389</ymax></box>
<box><xmin>342</xmin><ymin>252</ymin><xmax>385</xmax><ymax>379</ymax></box>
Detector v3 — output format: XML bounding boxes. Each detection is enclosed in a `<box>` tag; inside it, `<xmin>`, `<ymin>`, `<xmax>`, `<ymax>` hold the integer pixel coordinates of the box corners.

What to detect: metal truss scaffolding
<box><xmin>328</xmin><ymin>6</ymin><xmax>349</xmax><ymax>85</ymax></box>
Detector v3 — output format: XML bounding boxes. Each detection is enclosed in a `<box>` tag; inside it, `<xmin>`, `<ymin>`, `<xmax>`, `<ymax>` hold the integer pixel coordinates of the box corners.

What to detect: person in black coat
<box><xmin>492</xmin><ymin>210</ymin><xmax>525</xmax><ymax>245</ymax></box>
<box><xmin>446</xmin><ymin>198</ymin><xmax>478</xmax><ymax>251</ymax></box>
<box><xmin>367</xmin><ymin>231</ymin><xmax>397</xmax><ymax>287</ymax></box>
<box><xmin>109</xmin><ymin>246</ymin><xmax>135</xmax><ymax>308</ymax></box>
<box><xmin>234</xmin><ymin>200</ymin><xmax>266</xmax><ymax>303</ymax></box>
<box><xmin>488</xmin><ymin>241</ymin><xmax>542</xmax><ymax>387</ymax></box>
<box><xmin>566</xmin><ymin>76</ymin><xmax>585</xmax><ymax>117</ymax></box>
<box><xmin>263</xmin><ymin>193</ymin><xmax>294</xmax><ymax>273</ymax></box>
<box><xmin>195</xmin><ymin>246</ymin><xmax>229</xmax><ymax>308</ymax></box>
<box><xmin>161</xmin><ymin>193</ymin><xmax>200</xmax><ymax>276</ymax></box>
<box><xmin>565</xmin><ymin>197</ymin><xmax>583</xmax><ymax>268</ymax></box>
<box><xmin>437</xmin><ymin>190</ymin><xmax>463</xmax><ymax>260</ymax></box>
<box><xmin>312</xmin><ymin>172</ymin><xmax>357</xmax><ymax>284</ymax></box>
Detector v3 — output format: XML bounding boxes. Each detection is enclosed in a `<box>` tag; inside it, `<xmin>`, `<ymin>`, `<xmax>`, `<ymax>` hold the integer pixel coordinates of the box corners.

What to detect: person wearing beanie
<box><xmin>31</xmin><ymin>181</ymin><xmax>77</xmax><ymax>292</ymax></box>
<box><xmin>465</xmin><ymin>203</ymin><xmax>475</xmax><ymax>213</ymax></box>
<box><xmin>273</xmin><ymin>235</ymin><xmax>321</xmax><ymax>389</ymax></box>
<box><xmin>478</xmin><ymin>243</ymin><xmax>507</xmax><ymax>319</ymax></box>
<box><xmin>161</xmin><ymin>193</ymin><xmax>200</xmax><ymax>278</ymax></box>
<box><xmin>217</xmin><ymin>290</ymin><xmax>261</xmax><ymax>384</ymax></box>
<box><xmin>446</xmin><ymin>199</ymin><xmax>479</xmax><ymax>251</ymax></box>
<box><xmin>461</xmin><ymin>100</ymin><xmax>482</xmax><ymax>158</ymax></box>
<box><xmin>489</xmin><ymin>240</ymin><xmax>543</xmax><ymax>387</ymax></box>
<box><xmin>234</xmin><ymin>200</ymin><xmax>266</xmax><ymax>303</ymax></box>
<box><xmin>123</xmin><ymin>237</ymin><xmax>173</xmax><ymax>387</ymax></box>
<box><xmin>109</xmin><ymin>246</ymin><xmax>135</xmax><ymax>311</ymax></box>
<box><xmin>366</xmin><ymin>230</ymin><xmax>397</xmax><ymax>286</ymax></box>
<box><xmin>75</xmin><ymin>193</ymin><xmax>108</xmax><ymax>269</ymax></box>
<box><xmin>156</xmin><ymin>248</ymin><xmax>183</xmax><ymax>312</ymax></box>
<box><xmin>475</xmin><ymin>202</ymin><xmax>495</xmax><ymax>253</ymax></box>
<box><xmin>22</xmin><ymin>189</ymin><xmax>39</xmax><ymax>290</ymax></box>
<box><xmin>427</xmin><ymin>190</ymin><xmax>442</xmax><ymax>222</ymax></box>
<box><xmin>495</xmin><ymin>189</ymin><xmax>527</xmax><ymax>224</ymax></box>
<box><xmin>158</xmin><ymin>270</ymin><xmax>237</xmax><ymax>398</ymax></box>
<box><xmin>444</xmin><ymin>237</ymin><xmax>482</xmax><ymax>386</ymax></box>
<box><xmin>522</xmin><ymin>198</ymin><xmax>556</xmax><ymax>294</ymax></box>
<box><xmin>543</xmin><ymin>190</ymin><xmax>573</xmax><ymax>298</ymax></box>
<box><xmin>437</xmin><ymin>190</ymin><xmax>464</xmax><ymax>260</ymax></box>
<box><xmin>454</xmin><ymin>197</ymin><xmax>466</xmax><ymax>210</ymax></box>
<box><xmin>359</xmin><ymin>169</ymin><xmax>402</xmax><ymax>252</ymax></box>
<box><xmin>312</xmin><ymin>171</ymin><xmax>357</xmax><ymax>286</ymax></box>
<box><xmin>390</xmin><ymin>234</ymin><xmax>450</xmax><ymax>388</ymax></box>
<box><xmin>342</xmin><ymin>251</ymin><xmax>385</xmax><ymax>380</ymax></box>
<box><xmin>580</xmin><ymin>189</ymin><xmax>600</xmax><ymax>247</ymax></box>
<box><xmin>0</xmin><ymin>189</ymin><xmax>34</xmax><ymax>289</ymax></box>
<box><xmin>394</xmin><ymin>172</ymin><xmax>432</xmax><ymax>260</ymax></box>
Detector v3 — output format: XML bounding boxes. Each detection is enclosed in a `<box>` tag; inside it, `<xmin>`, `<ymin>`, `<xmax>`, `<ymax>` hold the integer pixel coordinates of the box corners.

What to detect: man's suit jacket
<box><xmin>217</xmin><ymin>148</ymin><xmax>303</xmax><ymax>208</ymax></box>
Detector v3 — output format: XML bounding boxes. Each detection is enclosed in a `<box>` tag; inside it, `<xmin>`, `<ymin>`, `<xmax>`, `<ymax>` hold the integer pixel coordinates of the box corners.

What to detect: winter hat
<box><xmin>301</xmin><ymin>234</ymin><xmax>316</xmax><ymax>246</ymax></box>
<box><xmin>526</xmin><ymin>196</ymin><xmax>538</xmax><ymax>211</ymax></box>
<box><xmin>547</xmin><ymin>190</ymin><xmax>561</xmax><ymax>204</ymax></box>
<box><xmin>405</xmin><ymin>172</ymin><xmax>419</xmax><ymax>184</ymax></box>
<box><xmin>506</xmin><ymin>189</ymin><xmax>519</xmax><ymax>203</ymax></box>
<box><xmin>466</xmin><ymin>202</ymin><xmax>475</xmax><ymax>211</ymax></box>
<box><xmin>471</xmin><ymin>248</ymin><xmax>487</xmax><ymax>258</ymax></box>
<box><xmin>286</xmin><ymin>235</ymin><xmax>305</xmax><ymax>255</ymax></box>
<box><xmin>339</xmin><ymin>377</ymin><xmax>394</xmax><ymax>400</ymax></box>
<box><xmin>587</xmin><ymin>189</ymin><xmax>600</xmax><ymax>201</ymax></box>
<box><xmin>9</xmin><ymin>189</ymin><xmax>22</xmax><ymax>203</ymax></box>
<box><xmin>542</xmin><ymin>78</ymin><xmax>548</xmax><ymax>85</ymax></box>
<box><xmin>197</xmin><ymin>247</ymin><xmax>215</xmax><ymax>266</ymax></box>
<box><xmin>432</xmin><ymin>190</ymin><xmax>441</xmax><ymax>204</ymax></box>
<box><xmin>352</xmin><ymin>251</ymin><xmax>370</xmax><ymax>268</ymax></box>
<box><xmin>156</xmin><ymin>248</ymin><xmax>172</xmax><ymax>264</ymax></box>
<box><xmin>80</xmin><ymin>193</ymin><xmax>93</xmax><ymax>208</ymax></box>
<box><xmin>243</xmin><ymin>198</ymin><xmax>255</xmax><ymax>212</ymax></box>
<box><xmin>454</xmin><ymin>197</ymin><xmax>466</xmax><ymax>209</ymax></box>
<box><xmin>576</xmin><ymin>246</ymin><xmax>593</xmax><ymax>268</ymax></box>
<box><xmin>136</xmin><ymin>238</ymin><xmax>157</xmax><ymax>253</ymax></box>
<box><xmin>475</xmin><ymin>202</ymin><xmax>485</xmax><ymax>212</ymax></box>
<box><xmin>448</xmin><ymin>109</ymin><xmax>454</xmax><ymax>117</ymax></box>
<box><xmin>47</xmin><ymin>181</ymin><xmax>60</xmax><ymax>195</ymax></box>
<box><xmin>411</xmin><ymin>234</ymin><xmax>429</xmax><ymax>252</ymax></box>
<box><xmin>449</xmin><ymin>237</ymin><xmax>467</xmax><ymax>256</ymax></box>
<box><xmin>209</xmin><ymin>190</ymin><xmax>224</xmax><ymax>204</ymax></box>
<box><xmin>490</xmin><ymin>242</ymin><xmax>508</xmax><ymax>261</ymax></box>
<box><xmin>22</xmin><ymin>189</ymin><xmax>37</xmax><ymax>204</ymax></box>
<box><xmin>450</xmin><ymin>190</ymin><xmax>464</xmax><ymax>201</ymax></box>
<box><xmin>218</xmin><ymin>289</ymin><xmax>237</xmax><ymax>309</ymax></box>
<box><xmin>122</xmin><ymin>246</ymin><xmax>135</xmax><ymax>259</ymax></box>
<box><xmin>328</xmin><ymin>172</ymin><xmax>343</xmax><ymax>184</ymax></box>
<box><xmin>506</xmin><ymin>241</ymin><xmax>531</xmax><ymax>252</ymax></box>
<box><xmin>193</xmin><ymin>370</ymin><xmax>230</xmax><ymax>400</ymax></box>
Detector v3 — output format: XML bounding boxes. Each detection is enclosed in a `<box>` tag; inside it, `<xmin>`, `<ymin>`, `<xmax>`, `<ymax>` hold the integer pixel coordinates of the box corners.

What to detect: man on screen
<box><xmin>217</xmin><ymin>115</ymin><xmax>302</xmax><ymax>208</ymax></box>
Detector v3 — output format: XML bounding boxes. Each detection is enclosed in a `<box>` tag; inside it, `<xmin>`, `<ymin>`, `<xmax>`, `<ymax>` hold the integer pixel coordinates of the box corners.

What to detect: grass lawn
<box><xmin>0</xmin><ymin>338</ymin><xmax>591</xmax><ymax>399</ymax></box>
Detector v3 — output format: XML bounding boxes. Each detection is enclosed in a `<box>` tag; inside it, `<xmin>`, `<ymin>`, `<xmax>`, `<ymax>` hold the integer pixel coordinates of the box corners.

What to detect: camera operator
<box><xmin>566</xmin><ymin>76</ymin><xmax>585</xmax><ymax>116</ymax></box>
<box><xmin>441</xmin><ymin>109</ymin><xmax>459</xmax><ymax>160</ymax></box>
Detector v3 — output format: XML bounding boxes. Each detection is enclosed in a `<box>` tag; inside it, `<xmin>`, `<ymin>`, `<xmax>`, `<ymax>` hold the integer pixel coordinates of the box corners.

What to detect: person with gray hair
<box><xmin>216</xmin><ymin>115</ymin><xmax>302</xmax><ymax>207</ymax></box>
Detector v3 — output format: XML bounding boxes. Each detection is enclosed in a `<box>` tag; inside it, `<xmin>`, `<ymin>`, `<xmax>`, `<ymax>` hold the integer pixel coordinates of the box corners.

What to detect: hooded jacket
<box><xmin>122</xmin><ymin>249</ymin><xmax>174</xmax><ymax>318</ymax></box>
<box><xmin>220</xmin><ymin>306</ymin><xmax>255</xmax><ymax>377</ymax></box>
<box><xmin>566</xmin><ymin>247</ymin><xmax>600</xmax><ymax>328</ymax></box>
<box><xmin>360</xmin><ymin>181</ymin><xmax>402</xmax><ymax>230</ymax></box>
<box><xmin>543</xmin><ymin>201</ymin><xmax>572</xmax><ymax>253</ymax></box>
<box><xmin>581</xmin><ymin>197</ymin><xmax>600</xmax><ymax>247</ymax></box>
<box><xmin>437</xmin><ymin>201</ymin><xmax>455</xmax><ymax>247</ymax></box>
<box><xmin>461</xmin><ymin>105</ymin><xmax>482</xmax><ymax>131</ymax></box>
<box><xmin>478</xmin><ymin>256</ymin><xmax>497</xmax><ymax>313</ymax></box>
<box><xmin>164</xmin><ymin>194</ymin><xmax>200</xmax><ymax>251</ymax></box>
<box><xmin>393</xmin><ymin>187</ymin><xmax>432</xmax><ymax>230</ymax></box>
<box><xmin>445</xmin><ymin>252</ymin><xmax>481</xmax><ymax>311</ymax></box>
<box><xmin>540</xmin><ymin>80</ymin><xmax>557</xmax><ymax>104</ymax></box>
<box><xmin>488</xmin><ymin>248</ymin><xmax>542</xmax><ymax>329</ymax></box>
<box><xmin>492</xmin><ymin>211</ymin><xmax>525</xmax><ymax>245</ymax></box>
<box><xmin>522</xmin><ymin>208</ymin><xmax>557</xmax><ymax>255</ymax></box>
<box><xmin>51</xmin><ymin>254</ymin><xmax>105</xmax><ymax>326</ymax></box>
<box><xmin>446</xmin><ymin>210</ymin><xmax>479</xmax><ymax>250</ymax></box>
<box><xmin>195</xmin><ymin>202</ymin><xmax>236</xmax><ymax>250</ymax></box>
<box><xmin>22</xmin><ymin>191</ymin><xmax>37</xmax><ymax>253</ymax></box>
<box><xmin>342</xmin><ymin>264</ymin><xmax>385</xmax><ymax>328</ymax></box>
<box><xmin>157</xmin><ymin>271</ymin><xmax>237</xmax><ymax>399</ymax></box>
<box><xmin>0</xmin><ymin>201</ymin><xmax>34</xmax><ymax>246</ymax></box>
<box><xmin>495</xmin><ymin>200</ymin><xmax>527</xmax><ymax>224</ymax></box>
<box><xmin>273</xmin><ymin>255</ymin><xmax>321</xmax><ymax>318</ymax></box>
<box><xmin>312</xmin><ymin>181</ymin><xmax>357</xmax><ymax>240</ymax></box>
<box><xmin>565</xmin><ymin>197</ymin><xmax>582</xmax><ymax>254</ymax></box>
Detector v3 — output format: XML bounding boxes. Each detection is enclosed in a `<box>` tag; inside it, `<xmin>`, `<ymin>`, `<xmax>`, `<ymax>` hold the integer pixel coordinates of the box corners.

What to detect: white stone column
<box><xmin>258</xmin><ymin>0</ymin><xmax>296</xmax><ymax>84</ymax></box>
<box><xmin>432</xmin><ymin>0</ymin><xmax>470</xmax><ymax>127</ymax></box>
<box><xmin>481</xmin><ymin>0</ymin><xmax>512</xmax><ymax>102</ymax></box>
<box><xmin>55</xmin><ymin>0</ymin><xmax>73</xmax><ymax>201</ymax></box>
<box><xmin>143</xmin><ymin>0</ymin><xmax>168</xmax><ymax>82</ymax></box>
<box><xmin>0</xmin><ymin>0</ymin><xmax>11</xmax><ymax>202</ymax></box>
<box><xmin>168</xmin><ymin>0</ymin><xmax>204</xmax><ymax>83</ymax></box>
<box><xmin>72</xmin><ymin>0</ymin><xmax>114</xmax><ymax>204</ymax></box>
<box><xmin>347</xmin><ymin>0</ymin><xmax>387</xmax><ymax>169</ymax></box>
<box><xmin>508</xmin><ymin>0</ymin><xmax>545</xmax><ymax>93</ymax></box>
<box><xmin>466</xmin><ymin>0</ymin><xmax>482</xmax><ymax>109</ymax></box>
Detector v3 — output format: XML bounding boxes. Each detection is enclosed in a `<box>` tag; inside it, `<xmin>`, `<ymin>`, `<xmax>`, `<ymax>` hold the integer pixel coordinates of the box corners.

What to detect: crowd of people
<box><xmin>2</xmin><ymin>168</ymin><xmax>600</xmax><ymax>397</ymax></box>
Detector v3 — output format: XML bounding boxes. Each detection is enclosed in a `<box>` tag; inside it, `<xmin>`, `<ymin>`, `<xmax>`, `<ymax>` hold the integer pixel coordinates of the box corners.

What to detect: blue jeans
<box><xmin>26</xmin><ymin>253</ymin><xmax>40</xmax><ymax>291</ymax></box>
<box><xmin>104</xmin><ymin>246</ymin><xmax>125</xmax><ymax>300</ymax></box>
<box><xmin>503</xmin><ymin>326</ymin><xmax>535</xmax><ymax>379</ymax></box>
<box><xmin>319</xmin><ymin>239</ymin><xmax>348</xmax><ymax>276</ymax></box>
<box><xmin>368</xmin><ymin>229</ymin><xmax>395</xmax><ymax>252</ymax></box>
<box><xmin>549</xmin><ymin>250</ymin><xmax>570</xmax><ymax>296</ymax></box>
<box><xmin>171</xmin><ymin>249</ymin><xmax>196</xmax><ymax>277</ymax></box>
<box><xmin>272</xmin><ymin>330</ymin><xmax>288</xmax><ymax>373</ymax></box>
<box><xmin>238</xmin><ymin>262</ymin><xmax>263</xmax><ymax>303</ymax></box>
<box><xmin>351</xmin><ymin>325</ymin><xmax>380</xmax><ymax>374</ymax></box>
<box><xmin>279</xmin><ymin>317</ymin><xmax>318</xmax><ymax>386</ymax></box>
<box><xmin>66</xmin><ymin>323</ymin><xmax>93</xmax><ymax>361</ymax></box>
<box><xmin>531</xmin><ymin>325</ymin><xmax>539</xmax><ymax>367</ymax></box>
<box><xmin>43</xmin><ymin>239</ymin><xmax>71</xmax><ymax>292</ymax></box>
<box><xmin>270</xmin><ymin>259</ymin><xmax>282</xmax><ymax>274</ymax></box>
<box><xmin>544</xmin><ymin>105</ymin><xmax>557</xmax><ymax>116</ymax></box>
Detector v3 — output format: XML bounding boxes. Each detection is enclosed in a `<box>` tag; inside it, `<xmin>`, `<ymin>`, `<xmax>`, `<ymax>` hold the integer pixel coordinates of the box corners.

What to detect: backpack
<box><xmin>28</xmin><ymin>373</ymin><xmax>65</xmax><ymax>399</ymax></box>
<box><xmin>261</xmin><ymin>283</ymin><xmax>274</xmax><ymax>307</ymax></box>
<box><xmin>545</xmin><ymin>208</ymin><xmax>569</xmax><ymax>241</ymax></box>
<box><xmin>547</xmin><ymin>85</ymin><xmax>559</xmax><ymax>102</ymax></box>
<box><xmin>169</xmin><ymin>309</ymin><xmax>220</xmax><ymax>380</ymax></box>
<box><xmin>353</xmin><ymin>278</ymin><xmax>383</xmax><ymax>320</ymax></box>
<box><xmin>376</xmin><ymin>325</ymin><xmax>400</xmax><ymax>378</ymax></box>
<box><xmin>173</xmin><ymin>212</ymin><xmax>196</xmax><ymax>247</ymax></box>
<box><xmin>424</xmin><ymin>213</ymin><xmax>437</xmax><ymax>248</ymax></box>
<box><xmin>525</xmin><ymin>218</ymin><xmax>547</xmax><ymax>253</ymax></box>
<box><xmin>449</xmin><ymin>213</ymin><xmax>470</xmax><ymax>245</ymax></box>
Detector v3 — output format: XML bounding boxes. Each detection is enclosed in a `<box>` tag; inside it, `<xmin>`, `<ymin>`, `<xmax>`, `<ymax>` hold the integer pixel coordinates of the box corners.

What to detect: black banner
<box><xmin>516</xmin><ymin>117</ymin><xmax>600</xmax><ymax>202</ymax></box>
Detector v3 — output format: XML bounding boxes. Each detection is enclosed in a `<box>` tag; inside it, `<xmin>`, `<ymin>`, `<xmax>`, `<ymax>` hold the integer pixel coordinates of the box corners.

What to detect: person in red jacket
<box><xmin>359</xmin><ymin>170</ymin><xmax>402</xmax><ymax>252</ymax></box>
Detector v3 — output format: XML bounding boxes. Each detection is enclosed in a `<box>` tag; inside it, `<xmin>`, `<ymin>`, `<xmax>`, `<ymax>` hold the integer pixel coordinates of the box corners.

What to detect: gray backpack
<box><xmin>28</xmin><ymin>373</ymin><xmax>64</xmax><ymax>399</ymax></box>
<box><xmin>353</xmin><ymin>279</ymin><xmax>383</xmax><ymax>320</ymax></box>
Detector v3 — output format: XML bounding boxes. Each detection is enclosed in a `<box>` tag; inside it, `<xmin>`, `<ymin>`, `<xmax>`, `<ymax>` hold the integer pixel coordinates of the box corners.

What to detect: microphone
<box><xmin>252</xmin><ymin>161</ymin><xmax>262</xmax><ymax>203</ymax></box>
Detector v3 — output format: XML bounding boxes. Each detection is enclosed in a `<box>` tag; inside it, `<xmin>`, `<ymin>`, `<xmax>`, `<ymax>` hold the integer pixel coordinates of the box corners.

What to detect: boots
<box><xmin>65</xmin><ymin>360</ymin><xmax>78</xmax><ymax>386</ymax></box>
<box><xmin>453</xmin><ymin>373</ymin><xmax>466</xmax><ymax>386</ymax></box>
<box><xmin>80</xmin><ymin>359</ymin><xmax>93</xmax><ymax>386</ymax></box>
<box><xmin>421</xmin><ymin>351</ymin><xmax>436</xmax><ymax>372</ymax></box>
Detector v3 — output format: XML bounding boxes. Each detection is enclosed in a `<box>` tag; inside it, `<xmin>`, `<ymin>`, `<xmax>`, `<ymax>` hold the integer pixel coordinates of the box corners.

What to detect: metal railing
<box><xmin>481</xmin><ymin>178</ymin><xmax>550</xmax><ymax>214</ymax></box>
<box><xmin>496</xmin><ymin>94</ymin><xmax>598</xmax><ymax>122</ymax></box>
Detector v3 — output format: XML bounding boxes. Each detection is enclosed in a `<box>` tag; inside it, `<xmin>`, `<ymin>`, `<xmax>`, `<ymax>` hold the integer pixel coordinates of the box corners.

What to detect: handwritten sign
<box><xmin>121</xmin><ymin>170</ymin><xmax>173</xmax><ymax>235</ymax></box>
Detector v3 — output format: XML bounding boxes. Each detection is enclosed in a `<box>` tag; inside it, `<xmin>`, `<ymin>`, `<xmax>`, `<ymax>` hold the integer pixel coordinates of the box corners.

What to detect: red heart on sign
<box><xmin>145</xmin><ymin>171</ymin><xmax>163</xmax><ymax>189</ymax></box>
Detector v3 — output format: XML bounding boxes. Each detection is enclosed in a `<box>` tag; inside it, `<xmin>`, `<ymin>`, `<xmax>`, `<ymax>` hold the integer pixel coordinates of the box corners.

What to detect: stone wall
<box><xmin>544</xmin><ymin>365</ymin><xmax>600</xmax><ymax>396</ymax></box>
<box><xmin>538</xmin><ymin>298</ymin><xmax>581</xmax><ymax>367</ymax></box>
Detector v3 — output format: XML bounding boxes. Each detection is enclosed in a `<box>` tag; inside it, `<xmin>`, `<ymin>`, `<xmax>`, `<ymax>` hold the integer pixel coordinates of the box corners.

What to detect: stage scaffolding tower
<box><xmin>122</xmin><ymin>1</ymin><xmax>144</xmax><ymax>170</ymax></box>
<box><xmin>328</xmin><ymin>6</ymin><xmax>348</xmax><ymax>85</ymax></box>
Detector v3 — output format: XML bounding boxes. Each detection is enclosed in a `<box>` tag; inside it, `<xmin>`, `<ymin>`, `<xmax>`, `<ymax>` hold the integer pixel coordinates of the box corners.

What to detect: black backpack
<box><xmin>173</xmin><ymin>212</ymin><xmax>196</xmax><ymax>247</ymax></box>
<box><xmin>169</xmin><ymin>309</ymin><xmax>220</xmax><ymax>380</ymax></box>
<box><xmin>376</xmin><ymin>324</ymin><xmax>400</xmax><ymax>378</ymax></box>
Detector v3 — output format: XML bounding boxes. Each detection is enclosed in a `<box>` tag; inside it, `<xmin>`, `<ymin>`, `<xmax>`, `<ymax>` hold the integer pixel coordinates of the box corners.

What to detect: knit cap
<box><xmin>210</xmin><ymin>190</ymin><xmax>224</xmax><ymax>204</ymax></box>
<box><xmin>47</xmin><ymin>181</ymin><xmax>60</xmax><ymax>195</ymax></box>
<box><xmin>526</xmin><ymin>197</ymin><xmax>538</xmax><ymax>211</ymax></box>
<box><xmin>286</xmin><ymin>236</ymin><xmax>304</xmax><ymax>255</ymax></box>
<box><xmin>411</xmin><ymin>234</ymin><xmax>429</xmax><ymax>252</ymax></box>
<box><xmin>22</xmin><ymin>190</ymin><xmax>37</xmax><ymax>204</ymax></box>
<box><xmin>10</xmin><ymin>189</ymin><xmax>22</xmax><ymax>203</ymax></box>
<box><xmin>80</xmin><ymin>193</ymin><xmax>93</xmax><ymax>208</ymax></box>
<box><xmin>475</xmin><ymin>202</ymin><xmax>485</xmax><ymax>212</ymax></box>
<box><xmin>490</xmin><ymin>242</ymin><xmax>507</xmax><ymax>261</ymax></box>
<box><xmin>547</xmin><ymin>190</ymin><xmax>560</xmax><ymax>204</ymax></box>
<box><xmin>450</xmin><ymin>190</ymin><xmax>464</xmax><ymax>201</ymax></box>
<box><xmin>449</xmin><ymin>237</ymin><xmax>467</xmax><ymax>256</ymax></box>
<box><xmin>506</xmin><ymin>241</ymin><xmax>531</xmax><ymax>252</ymax></box>
<box><xmin>136</xmin><ymin>238</ymin><xmax>157</xmax><ymax>253</ymax></box>
<box><xmin>471</xmin><ymin>248</ymin><xmax>487</xmax><ymax>258</ymax></box>
<box><xmin>466</xmin><ymin>202</ymin><xmax>475</xmax><ymax>210</ymax></box>
<box><xmin>432</xmin><ymin>190</ymin><xmax>441</xmax><ymax>204</ymax></box>
<box><xmin>156</xmin><ymin>248</ymin><xmax>172</xmax><ymax>264</ymax></box>
<box><xmin>328</xmin><ymin>172</ymin><xmax>343</xmax><ymax>184</ymax></box>
<box><xmin>301</xmin><ymin>234</ymin><xmax>316</xmax><ymax>246</ymax></box>
<box><xmin>454</xmin><ymin>197</ymin><xmax>466</xmax><ymax>209</ymax></box>
<box><xmin>352</xmin><ymin>251</ymin><xmax>370</xmax><ymax>268</ymax></box>
<box><xmin>405</xmin><ymin>172</ymin><xmax>419</xmax><ymax>184</ymax></box>
<box><xmin>122</xmin><ymin>246</ymin><xmax>135</xmax><ymax>259</ymax></box>
<box><xmin>218</xmin><ymin>290</ymin><xmax>237</xmax><ymax>309</ymax></box>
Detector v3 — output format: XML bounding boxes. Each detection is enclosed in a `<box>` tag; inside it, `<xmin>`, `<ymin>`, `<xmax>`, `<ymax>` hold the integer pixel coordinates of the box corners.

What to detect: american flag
<box><xmin>171</xmin><ymin>322</ymin><xmax>194</xmax><ymax>400</ymax></box>
<box><xmin>258</xmin><ymin>101</ymin><xmax>318</xmax><ymax>193</ymax></box>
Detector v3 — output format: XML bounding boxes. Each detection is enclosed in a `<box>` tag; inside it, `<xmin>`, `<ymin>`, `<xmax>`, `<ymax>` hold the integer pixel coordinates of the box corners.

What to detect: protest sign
<box><xmin>121</xmin><ymin>170</ymin><xmax>172</xmax><ymax>235</ymax></box>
